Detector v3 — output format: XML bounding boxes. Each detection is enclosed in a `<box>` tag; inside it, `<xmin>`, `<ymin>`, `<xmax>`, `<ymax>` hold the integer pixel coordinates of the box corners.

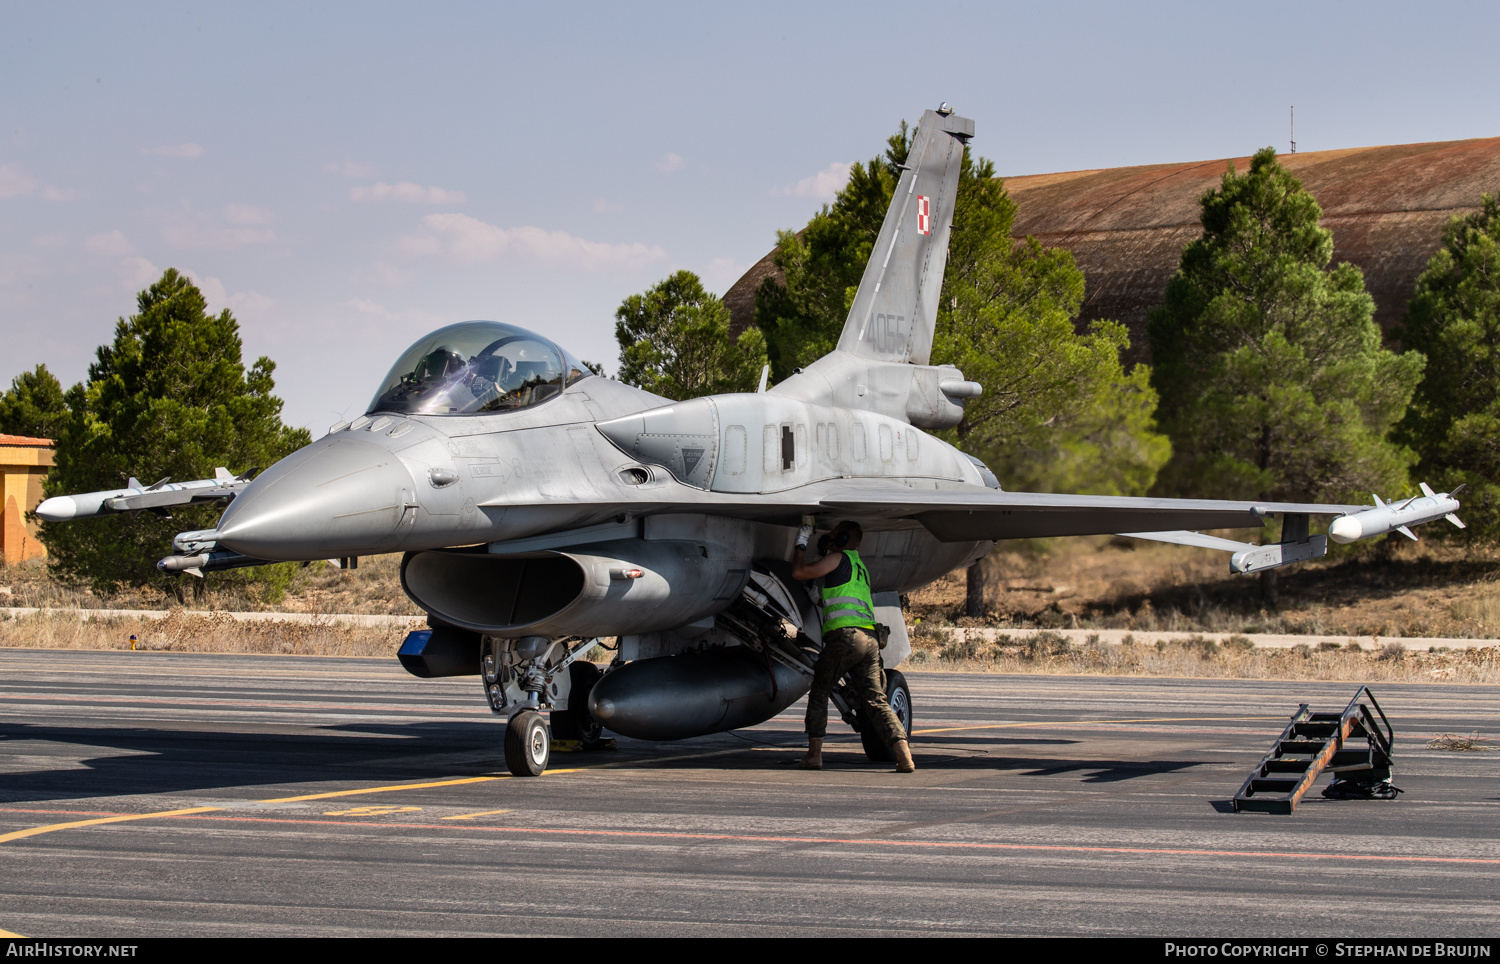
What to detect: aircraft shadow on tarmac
<box><xmin>0</xmin><ymin>720</ymin><xmax>503</xmax><ymax>804</ymax></box>
<box><xmin>900</xmin><ymin>751</ymin><xmax>1204</xmax><ymax>783</ymax></box>
<box><xmin>0</xmin><ymin>719</ymin><xmax>1208</xmax><ymax>802</ymax></box>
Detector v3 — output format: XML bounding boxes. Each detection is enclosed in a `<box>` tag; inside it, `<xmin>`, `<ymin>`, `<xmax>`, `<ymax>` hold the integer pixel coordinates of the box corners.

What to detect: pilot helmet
<box><xmin>413</xmin><ymin>345</ymin><xmax>467</xmax><ymax>382</ymax></box>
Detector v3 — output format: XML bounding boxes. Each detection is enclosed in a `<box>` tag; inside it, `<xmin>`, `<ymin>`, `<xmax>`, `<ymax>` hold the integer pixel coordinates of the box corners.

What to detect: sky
<box><xmin>4</xmin><ymin>1</ymin><xmax>1498</xmax><ymax>433</ymax></box>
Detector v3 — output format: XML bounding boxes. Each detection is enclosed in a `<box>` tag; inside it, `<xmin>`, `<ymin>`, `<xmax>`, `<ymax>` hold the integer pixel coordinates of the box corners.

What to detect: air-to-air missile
<box><xmin>1328</xmin><ymin>483</ymin><xmax>1465</xmax><ymax>544</ymax></box>
<box><xmin>35</xmin><ymin>468</ymin><xmax>254</xmax><ymax>522</ymax></box>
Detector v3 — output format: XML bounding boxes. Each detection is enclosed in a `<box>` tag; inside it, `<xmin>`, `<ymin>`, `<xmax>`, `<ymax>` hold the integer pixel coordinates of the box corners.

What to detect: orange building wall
<box><xmin>1</xmin><ymin>436</ymin><xmax>54</xmax><ymax>566</ymax></box>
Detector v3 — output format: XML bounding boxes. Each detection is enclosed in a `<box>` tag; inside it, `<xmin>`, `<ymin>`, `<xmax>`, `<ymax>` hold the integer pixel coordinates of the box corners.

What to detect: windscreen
<box><xmin>368</xmin><ymin>321</ymin><xmax>590</xmax><ymax>416</ymax></box>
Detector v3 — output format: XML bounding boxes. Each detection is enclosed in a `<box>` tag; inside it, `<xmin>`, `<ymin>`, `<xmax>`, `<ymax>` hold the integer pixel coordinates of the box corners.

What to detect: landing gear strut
<box><xmin>549</xmin><ymin>661</ymin><xmax>606</xmax><ymax>749</ymax></box>
<box><xmin>482</xmin><ymin>635</ymin><xmax>603</xmax><ymax>776</ymax></box>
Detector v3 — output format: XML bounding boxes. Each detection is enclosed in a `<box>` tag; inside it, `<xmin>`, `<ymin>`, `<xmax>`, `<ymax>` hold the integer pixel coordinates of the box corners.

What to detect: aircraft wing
<box><xmin>487</xmin><ymin>481</ymin><xmax>1361</xmax><ymax>542</ymax></box>
<box><xmin>812</xmin><ymin>486</ymin><xmax>1364</xmax><ymax>542</ymax></box>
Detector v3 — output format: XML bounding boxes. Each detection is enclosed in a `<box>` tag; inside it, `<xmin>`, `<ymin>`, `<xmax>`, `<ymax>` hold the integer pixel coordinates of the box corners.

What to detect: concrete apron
<box><xmin>922</xmin><ymin>625</ymin><xmax>1498</xmax><ymax>651</ymax></box>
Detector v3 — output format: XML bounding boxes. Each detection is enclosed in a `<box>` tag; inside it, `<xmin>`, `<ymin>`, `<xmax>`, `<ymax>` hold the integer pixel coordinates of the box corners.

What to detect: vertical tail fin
<box><xmin>836</xmin><ymin>106</ymin><xmax>973</xmax><ymax>366</ymax></box>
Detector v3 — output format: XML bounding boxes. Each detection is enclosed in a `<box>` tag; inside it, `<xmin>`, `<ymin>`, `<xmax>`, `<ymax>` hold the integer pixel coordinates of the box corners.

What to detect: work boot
<box><xmin>800</xmin><ymin>737</ymin><xmax>823</xmax><ymax>770</ymax></box>
<box><xmin>892</xmin><ymin>739</ymin><xmax>915</xmax><ymax>773</ymax></box>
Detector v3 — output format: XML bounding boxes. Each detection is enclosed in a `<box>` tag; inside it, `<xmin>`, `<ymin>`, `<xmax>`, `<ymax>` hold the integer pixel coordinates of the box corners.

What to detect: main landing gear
<box><xmin>482</xmin><ymin>635</ymin><xmax>607</xmax><ymax>776</ymax></box>
<box><xmin>831</xmin><ymin>666</ymin><xmax>914</xmax><ymax>762</ymax></box>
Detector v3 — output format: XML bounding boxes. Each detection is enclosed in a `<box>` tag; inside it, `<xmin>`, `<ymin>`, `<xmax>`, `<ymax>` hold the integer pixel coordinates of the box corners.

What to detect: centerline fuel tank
<box><xmin>587</xmin><ymin>647</ymin><xmax>809</xmax><ymax>741</ymax></box>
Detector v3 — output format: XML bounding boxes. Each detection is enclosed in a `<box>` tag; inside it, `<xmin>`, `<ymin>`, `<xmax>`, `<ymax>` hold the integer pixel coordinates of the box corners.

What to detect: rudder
<box><xmin>835</xmin><ymin>106</ymin><xmax>973</xmax><ymax>367</ymax></box>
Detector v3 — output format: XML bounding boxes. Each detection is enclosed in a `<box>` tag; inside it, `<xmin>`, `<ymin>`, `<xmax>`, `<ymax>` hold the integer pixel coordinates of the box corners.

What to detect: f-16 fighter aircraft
<box><xmin>40</xmin><ymin>105</ymin><xmax>1463</xmax><ymax>776</ymax></box>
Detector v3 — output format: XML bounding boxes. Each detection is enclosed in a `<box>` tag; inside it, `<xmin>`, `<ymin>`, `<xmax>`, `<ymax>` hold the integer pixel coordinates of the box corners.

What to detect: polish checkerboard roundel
<box><xmin>917</xmin><ymin>195</ymin><xmax>930</xmax><ymax>236</ymax></box>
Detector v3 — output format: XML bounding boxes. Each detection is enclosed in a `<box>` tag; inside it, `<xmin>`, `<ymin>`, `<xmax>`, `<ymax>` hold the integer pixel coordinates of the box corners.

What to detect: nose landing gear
<box><xmin>483</xmin><ymin>635</ymin><xmax>604</xmax><ymax>776</ymax></box>
<box><xmin>504</xmin><ymin>709</ymin><xmax>552</xmax><ymax>777</ymax></box>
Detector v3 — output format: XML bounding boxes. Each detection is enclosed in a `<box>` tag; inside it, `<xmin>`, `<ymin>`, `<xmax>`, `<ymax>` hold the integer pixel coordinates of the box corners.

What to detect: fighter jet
<box><xmin>39</xmin><ymin>105</ymin><xmax>1462</xmax><ymax>776</ymax></box>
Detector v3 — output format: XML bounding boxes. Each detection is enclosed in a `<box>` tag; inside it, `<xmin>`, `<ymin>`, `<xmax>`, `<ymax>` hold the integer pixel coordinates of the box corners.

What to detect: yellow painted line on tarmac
<box><xmin>912</xmin><ymin>716</ymin><xmax>1280</xmax><ymax>736</ymax></box>
<box><xmin>261</xmin><ymin>776</ymin><xmax>502</xmax><ymax>802</ymax></box>
<box><xmin>0</xmin><ymin>806</ymin><xmax>223</xmax><ymax>844</ymax></box>
<box><xmin>0</xmin><ymin>768</ymin><xmax>587</xmax><ymax>846</ymax></box>
<box><xmin>0</xmin><ymin>928</ymin><xmax>26</xmax><ymax>937</ymax></box>
<box><xmin>442</xmin><ymin>808</ymin><xmax>515</xmax><ymax>820</ymax></box>
<box><xmin>260</xmin><ymin>769</ymin><xmax>582</xmax><ymax>803</ymax></box>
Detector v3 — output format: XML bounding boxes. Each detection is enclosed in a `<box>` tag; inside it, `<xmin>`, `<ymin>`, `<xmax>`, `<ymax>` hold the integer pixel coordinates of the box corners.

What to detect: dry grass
<box><xmin>0</xmin><ymin>610</ymin><xmax>398</xmax><ymax>657</ymax></box>
<box><xmin>1426</xmin><ymin>732</ymin><xmax>1496</xmax><ymax>751</ymax></box>
<box><xmin>904</xmin><ymin>627</ymin><xmax>1500</xmax><ymax>682</ymax></box>
<box><xmin>4</xmin><ymin>538</ymin><xmax>1499</xmax><ymax>682</ymax></box>
<box><xmin>0</xmin><ymin>553</ymin><xmax>420</xmax><ymax>616</ymax></box>
<box><xmin>908</xmin><ymin>537</ymin><xmax>1500</xmax><ymax>640</ymax></box>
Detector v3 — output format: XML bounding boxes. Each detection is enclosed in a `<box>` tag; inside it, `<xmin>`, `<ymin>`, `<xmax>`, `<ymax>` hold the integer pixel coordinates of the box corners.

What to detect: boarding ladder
<box><xmin>1233</xmin><ymin>686</ymin><xmax>1395</xmax><ymax>814</ymax></box>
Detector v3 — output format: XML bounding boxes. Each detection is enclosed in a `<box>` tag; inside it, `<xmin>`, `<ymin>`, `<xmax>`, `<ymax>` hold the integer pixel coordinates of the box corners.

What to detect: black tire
<box><xmin>504</xmin><ymin>709</ymin><xmax>550</xmax><ymax>776</ymax></box>
<box><xmin>861</xmin><ymin>669</ymin><xmax>913</xmax><ymax>762</ymax></box>
<box><xmin>550</xmin><ymin>661</ymin><xmax>605</xmax><ymax>748</ymax></box>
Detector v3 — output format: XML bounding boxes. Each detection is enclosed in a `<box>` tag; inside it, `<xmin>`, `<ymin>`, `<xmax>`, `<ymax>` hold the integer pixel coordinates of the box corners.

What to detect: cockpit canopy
<box><xmin>369</xmin><ymin>321</ymin><xmax>591</xmax><ymax>416</ymax></box>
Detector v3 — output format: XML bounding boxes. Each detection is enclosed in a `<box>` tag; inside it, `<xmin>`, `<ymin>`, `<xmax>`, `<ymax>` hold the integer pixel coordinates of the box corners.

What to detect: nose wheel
<box><xmin>504</xmin><ymin>709</ymin><xmax>551</xmax><ymax>776</ymax></box>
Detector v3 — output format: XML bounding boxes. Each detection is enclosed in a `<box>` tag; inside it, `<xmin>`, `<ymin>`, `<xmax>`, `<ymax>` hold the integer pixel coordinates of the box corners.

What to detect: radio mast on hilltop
<box><xmin>1290</xmin><ymin>106</ymin><xmax>1297</xmax><ymax>153</ymax></box>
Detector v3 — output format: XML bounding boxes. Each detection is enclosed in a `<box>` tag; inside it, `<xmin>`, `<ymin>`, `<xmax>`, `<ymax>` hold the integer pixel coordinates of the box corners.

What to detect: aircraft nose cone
<box><xmin>217</xmin><ymin>436</ymin><xmax>416</xmax><ymax>560</ymax></box>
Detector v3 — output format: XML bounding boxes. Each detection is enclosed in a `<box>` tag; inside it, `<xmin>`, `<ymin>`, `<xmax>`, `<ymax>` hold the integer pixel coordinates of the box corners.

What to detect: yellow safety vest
<box><xmin>820</xmin><ymin>549</ymin><xmax>876</xmax><ymax>632</ymax></box>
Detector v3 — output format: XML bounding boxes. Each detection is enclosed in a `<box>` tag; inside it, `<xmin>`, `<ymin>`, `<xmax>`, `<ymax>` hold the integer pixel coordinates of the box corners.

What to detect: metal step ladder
<box><xmin>1233</xmin><ymin>686</ymin><xmax>1395</xmax><ymax>814</ymax></box>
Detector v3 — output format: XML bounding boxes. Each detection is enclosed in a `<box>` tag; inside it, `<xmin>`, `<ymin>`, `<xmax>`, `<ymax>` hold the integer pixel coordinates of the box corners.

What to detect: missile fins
<box><xmin>1327</xmin><ymin>484</ymin><xmax>1463</xmax><ymax>545</ymax></box>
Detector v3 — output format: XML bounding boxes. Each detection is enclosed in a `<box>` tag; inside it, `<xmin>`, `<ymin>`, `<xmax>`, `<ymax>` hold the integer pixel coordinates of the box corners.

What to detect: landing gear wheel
<box><xmin>861</xmin><ymin>669</ymin><xmax>913</xmax><ymax>763</ymax></box>
<box><xmin>549</xmin><ymin>661</ymin><xmax>606</xmax><ymax>749</ymax></box>
<box><xmin>504</xmin><ymin>709</ymin><xmax>550</xmax><ymax>776</ymax></box>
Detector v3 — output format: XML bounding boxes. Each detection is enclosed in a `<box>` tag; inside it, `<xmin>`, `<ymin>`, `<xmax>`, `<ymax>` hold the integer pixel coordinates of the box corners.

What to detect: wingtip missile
<box><xmin>35</xmin><ymin>495</ymin><xmax>81</xmax><ymax>522</ymax></box>
<box><xmin>1328</xmin><ymin>484</ymin><xmax>1463</xmax><ymax>545</ymax></box>
<box><xmin>34</xmin><ymin>469</ymin><xmax>252</xmax><ymax>522</ymax></box>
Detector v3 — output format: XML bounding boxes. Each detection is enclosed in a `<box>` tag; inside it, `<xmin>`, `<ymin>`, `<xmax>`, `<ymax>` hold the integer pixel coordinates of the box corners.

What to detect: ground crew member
<box><xmin>791</xmin><ymin>519</ymin><xmax>915</xmax><ymax>773</ymax></box>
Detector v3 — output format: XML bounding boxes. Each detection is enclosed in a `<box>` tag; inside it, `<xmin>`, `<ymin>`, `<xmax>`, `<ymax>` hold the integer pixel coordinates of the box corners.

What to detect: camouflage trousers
<box><xmin>804</xmin><ymin>626</ymin><xmax>907</xmax><ymax>747</ymax></box>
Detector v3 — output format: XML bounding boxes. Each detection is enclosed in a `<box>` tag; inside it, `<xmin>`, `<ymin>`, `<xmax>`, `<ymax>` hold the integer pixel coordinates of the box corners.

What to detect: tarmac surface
<box><xmin>0</xmin><ymin>648</ymin><xmax>1496</xmax><ymax>938</ymax></box>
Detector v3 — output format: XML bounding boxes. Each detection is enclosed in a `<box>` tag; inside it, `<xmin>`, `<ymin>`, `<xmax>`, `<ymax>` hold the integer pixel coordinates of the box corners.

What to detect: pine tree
<box><xmin>1397</xmin><ymin>194</ymin><xmax>1500</xmax><ymax>540</ymax></box>
<box><xmin>615</xmin><ymin>270</ymin><xmax>768</xmax><ymax>400</ymax></box>
<box><xmin>0</xmin><ymin>364</ymin><xmax>68</xmax><ymax>440</ymax></box>
<box><xmin>753</xmin><ymin>126</ymin><xmax>906</xmax><ymax>380</ymax></box>
<box><xmin>1148</xmin><ymin>148</ymin><xmax>1423</xmax><ymax>506</ymax></box>
<box><xmin>41</xmin><ymin>269</ymin><xmax>311</xmax><ymax>590</ymax></box>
